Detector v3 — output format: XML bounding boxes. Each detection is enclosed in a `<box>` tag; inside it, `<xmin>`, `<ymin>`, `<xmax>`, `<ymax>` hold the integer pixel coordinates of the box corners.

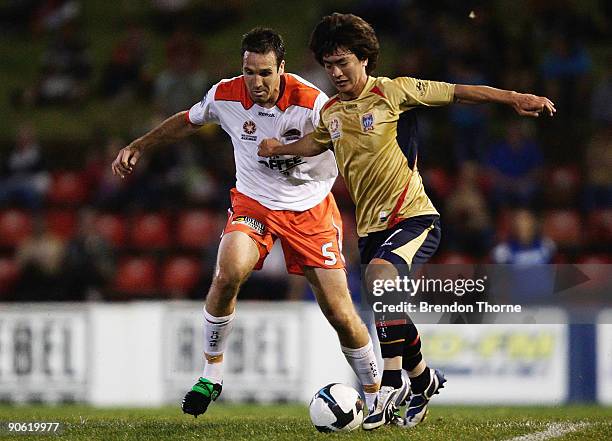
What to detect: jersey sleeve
<box><xmin>310</xmin><ymin>91</ymin><xmax>329</xmax><ymax>127</ymax></box>
<box><xmin>311</xmin><ymin>113</ymin><xmax>332</xmax><ymax>150</ymax></box>
<box><xmin>187</xmin><ymin>84</ymin><xmax>219</xmax><ymax>125</ymax></box>
<box><xmin>386</xmin><ymin>77</ymin><xmax>455</xmax><ymax>112</ymax></box>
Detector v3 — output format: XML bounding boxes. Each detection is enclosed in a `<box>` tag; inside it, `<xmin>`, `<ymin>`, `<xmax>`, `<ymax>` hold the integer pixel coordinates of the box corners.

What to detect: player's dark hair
<box><xmin>241</xmin><ymin>27</ymin><xmax>285</xmax><ymax>69</ymax></box>
<box><xmin>309</xmin><ymin>13</ymin><xmax>379</xmax><ymax>75</ymax></box>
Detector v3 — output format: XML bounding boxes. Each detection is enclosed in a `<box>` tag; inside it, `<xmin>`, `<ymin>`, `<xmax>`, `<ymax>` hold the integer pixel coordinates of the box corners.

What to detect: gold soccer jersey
<box><xmin>312</xmin><ymin>76</ymin><xmax>455</xmax><ymax>237</ymax></box>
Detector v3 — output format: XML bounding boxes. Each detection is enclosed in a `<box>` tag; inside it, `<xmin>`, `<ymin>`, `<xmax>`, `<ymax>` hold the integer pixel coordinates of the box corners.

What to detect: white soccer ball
<box><xmin>309</xmin><ymin>383</ymin><xmax>364</xmax><ymax>432</ymax></box>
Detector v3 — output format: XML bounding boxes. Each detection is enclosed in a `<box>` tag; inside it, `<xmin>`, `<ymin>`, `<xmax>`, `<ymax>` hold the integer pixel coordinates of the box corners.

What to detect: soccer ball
<box><xmin>309</xmin><ymin>383</ymin><xmax>364</xmax><ymax>432</ymax></box>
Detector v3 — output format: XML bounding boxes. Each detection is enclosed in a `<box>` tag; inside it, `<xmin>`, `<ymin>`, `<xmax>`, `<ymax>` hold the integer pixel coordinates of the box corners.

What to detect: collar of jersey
<box><xmin>337</xmin><ymin>76</ymin><xmax>377</xmax><ymax>102</ymax></box>
<box><xmin>240</xmin><ymin>74</ymin><xmax>286</xmax><ymax>111</ymax></box>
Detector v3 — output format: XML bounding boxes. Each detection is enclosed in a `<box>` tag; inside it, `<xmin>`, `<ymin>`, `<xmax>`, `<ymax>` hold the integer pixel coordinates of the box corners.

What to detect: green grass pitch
<box><xmin>0</xmin><ymin>404</ymin><xmax>611</xmax><ymax>440</ymax></box>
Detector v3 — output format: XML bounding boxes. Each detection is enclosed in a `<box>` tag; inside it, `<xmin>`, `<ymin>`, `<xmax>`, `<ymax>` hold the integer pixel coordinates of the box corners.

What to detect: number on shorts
<box><xmin>322</xmin><ymin>242</ymin><xmax>337</xmax><ymax>265</ymax></box>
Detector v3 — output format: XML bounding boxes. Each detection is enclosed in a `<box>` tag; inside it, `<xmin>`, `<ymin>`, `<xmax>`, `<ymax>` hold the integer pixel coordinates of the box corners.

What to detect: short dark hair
<box><xmin>241</xmin><ymin>27</ymin><xmax>285</xmax><ymax>68</ymax></box>
<box><xmin>309</xmin><ymin>13</ymin><xmax>379</xmax><ymax>75</ymax></box>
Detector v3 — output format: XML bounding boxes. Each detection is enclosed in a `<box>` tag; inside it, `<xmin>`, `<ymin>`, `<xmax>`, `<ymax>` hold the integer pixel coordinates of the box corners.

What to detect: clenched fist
<box><xmin>258</xmin><ymin>138</ymin><xmax>283</xmax><ymax>157</ymax></box>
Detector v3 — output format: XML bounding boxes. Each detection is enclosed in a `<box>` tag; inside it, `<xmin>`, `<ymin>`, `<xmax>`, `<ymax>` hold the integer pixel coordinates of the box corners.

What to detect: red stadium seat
<box><xmin>577</xmin><ymin>254</ymin><xmax>611</xmax><ymax>264</ymax></box>
<box><xmin>48</xmin><ymin>171</ymin><xmax>89</xmax><ymax>205</ymax></box>
<box><xmin>423</xmin><ymin>167</ymin><xmax>453</xmax><ymax>199</ymax></box>
<box><xmin>46</xmin><ymin>209</ymin><xmax>77</xmax><ymax>240</ymax></box>
<box><xmin>131</xmin><ymin>213</ymin><xmax>171</xmax><ymax>249</ymax></box>
<box><xmin>436</xmin><ymin>252</ymin><xmax>476</xmax><ymax>264</ymax></box>
<box><xmin>161</xmin><ymin>256</ymin><xmax>201</xmax><ymax>294</ymax></box>
<box><xmin>586</xmin><ymin>209</ymin><xmax>612</xmax><ymax>243</ymax></box>
<box><xmin>548</xmin><ymin>166</ymin><xmax>581</xmax><ymax>193</ymax></box>
<box><xmin>542</xmin><ymin>210</ymin><xmax>582</xmax><ymax>247</ymax></box>
<box><xmin>495</xmin><ymin>209</ymin><xmax>513</xmax><ymax>242</ymax></box>
<box><xmin>0</xmin><ymin>258</ymin><xmax>20</xmax><ymax>296</ymax></box>
<box><xmin>544</xmin><ymin>165</ymin><xmax>581</xmax><ymax>206</ymax></box>
<box><xmin>95</xmin><ymin>213</ymin><xmax>127</xmax><ymax>247</ymax></box>
<box><xmin>114</xmin><ymin>256</ymin><xmax>157</xmax><ymax>295</ymax></box>
<box><xmin>0</xmin><ymin>209</ymin><xmax>33</xmax><ymax>248</ymax></box>
<box><xmin>177</xmin><ymin>210</ymin><xmax>218</xmax><ymax>249</ymax></box>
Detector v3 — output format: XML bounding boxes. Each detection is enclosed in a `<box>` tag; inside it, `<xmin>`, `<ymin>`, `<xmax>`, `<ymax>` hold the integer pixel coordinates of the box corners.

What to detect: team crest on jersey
<box><xmin>329</xmin><ymin>117</ymin><xmax>342</xmax><ymax>140</ymax></box>
<box><xmin>241</xmin><ymin>120</ymin><xmax>257</xmax><ymax>141</ymax></box>
<box><xmin>361</xmin><ymin>112</ymin><xmax>375</xmax><ymax>132</ymax></box>
<box><xmin>231</xmin><ymin>215</ymin><xmax>265</xmax><ymax>235</ymax></box>
<box><xmin>415</xmin><ymin>80</ymin><xmax>428</xmax><ymax>97</ymax></box>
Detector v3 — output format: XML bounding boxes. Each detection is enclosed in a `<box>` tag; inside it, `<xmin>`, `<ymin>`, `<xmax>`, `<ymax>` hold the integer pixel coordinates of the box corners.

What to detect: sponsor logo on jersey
<box><xmin>282</xmin><ymin>128</ymin><xmax>302</xmax><ymax>141</ymax></box>
<box><xmin>361</xmin><ymin>112</ymin><xmax>375</xmax><ymax>132</ymax></box>
<box><xmin>344</xmin><ymin>103</ymin><xmax>358</xmax><ymax>110</ymax></box>
<box><xmin>329</xmin><ymin>117</ymin><xmax>342</xmax><ymax>140</ymax></box>
<box><xmin>231</xmin><ymin>215</ymin><xmax>265</xmax><ymax>235</ymax></box>
<box><xmin>257</xmin><ymin>111</ymin><xmax>276</xmax><ymax>118</ymax></box>
<box><xmin>241</xmin><ymin>120</ymin><xmax>257</xmax><ymax>141</ymax></box>
<box><xmin>258</xmin><ymin>156</ymin><xmax>305</xmax><ymax>175</ymax></box>
<box><xmin>416</xmin><ymin>80</ymin><xmax>428</xmax><ymax>96</ymax></box>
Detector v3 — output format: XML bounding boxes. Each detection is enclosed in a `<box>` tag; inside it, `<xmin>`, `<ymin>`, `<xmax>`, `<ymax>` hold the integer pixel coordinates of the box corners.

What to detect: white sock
<box><xmin>364</xmin><ymin>392</ymin><xmax>377</xmax><ymax>412</ymax></box>
<box><xmin>202</xmin><ymin>308</ymin><xmax>235</xmax><ymax>384</ymax></box>
<box><xmin>341</xmin><ymin>338</ymin><xmax>380</xmax><ymax>410</ymax></box>
<box><xmin>203</xmin><ymin>358</ymin><xmax>224</xmax><ymax>385</ymax></box>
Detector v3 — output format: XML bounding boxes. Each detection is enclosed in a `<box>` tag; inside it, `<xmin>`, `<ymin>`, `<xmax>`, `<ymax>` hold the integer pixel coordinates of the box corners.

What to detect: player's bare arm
<box><xmin>257</xmin><ymin>133</ymin><xmax>327</xmax><ymax>158</ymax></box>
<box><xmin>111</xmin><ymin>110</ymin><xmax>200</xmax><ymax>178</ymax></box>
<box><xmin>454</xmin><ymin>84</ymin><xmax>556</xmax><ymax>117</ymax></box>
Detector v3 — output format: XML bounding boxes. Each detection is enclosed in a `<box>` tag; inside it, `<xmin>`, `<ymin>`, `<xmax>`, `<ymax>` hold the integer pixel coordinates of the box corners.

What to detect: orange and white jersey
<box><xmin>188</xmin><ymin>73</ymin><xmax>337</xmax><ymax>211</ymax></box>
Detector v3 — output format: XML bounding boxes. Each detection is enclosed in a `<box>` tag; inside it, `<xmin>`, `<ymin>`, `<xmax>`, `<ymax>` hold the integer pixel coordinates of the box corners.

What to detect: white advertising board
<box><xmin>597</xmin><ymin>309</ymin><xmax>612</xmax><ymax>404</ymax></box>
<box><xmin>419</xmin><ymin>318</ymin><xmax>568</xmax><ymax>404</ymax></box>
<box><xmin>0</xmin><ymin>304</ymin><xmax>89</xmax><ymax>403</ymax></box>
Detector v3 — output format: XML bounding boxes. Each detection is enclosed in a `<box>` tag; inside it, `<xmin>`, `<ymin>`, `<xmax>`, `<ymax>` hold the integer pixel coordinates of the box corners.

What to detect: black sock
<box><xmin>409</xmin><ymin>367</ymin><xmax>431</xmax><ymax>394</ymax></box>
<box><xmin>381</xmin><ymin>369</ymin><xmax>403</xmax><ymax>388</ymax></box>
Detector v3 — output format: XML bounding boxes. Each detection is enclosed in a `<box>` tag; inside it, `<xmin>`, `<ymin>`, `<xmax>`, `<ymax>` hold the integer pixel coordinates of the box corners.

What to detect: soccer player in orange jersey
<box><xmin>258</xmin><ymin>13</ymin><xmax>555</xmax><ymax>430</ymax></box>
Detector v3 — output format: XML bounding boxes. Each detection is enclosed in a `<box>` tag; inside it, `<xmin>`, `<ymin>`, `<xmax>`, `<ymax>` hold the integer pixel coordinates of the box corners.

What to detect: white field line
<box><xmin>504</xmin><ymin>422</ymin><xmax>590</xmax><ymax>441</ymax></box>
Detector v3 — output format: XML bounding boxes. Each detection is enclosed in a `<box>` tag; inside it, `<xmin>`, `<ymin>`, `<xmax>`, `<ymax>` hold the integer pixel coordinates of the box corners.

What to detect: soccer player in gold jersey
<box><xmin>259</xmin><ymin>13</ymin><xmax>555</xmax><ymax>430</ymax></box>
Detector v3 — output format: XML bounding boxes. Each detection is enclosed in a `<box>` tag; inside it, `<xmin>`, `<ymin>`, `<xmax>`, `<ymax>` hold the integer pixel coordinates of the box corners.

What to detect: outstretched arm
<box><xmin>258</xmin><ymin>133</ymin><xmax>328</xmax><ymax>158</ymax></box>
<box><xmin>454</xmin><ymin>85</ymin><xmax>556</xmax><ymax>117</ymax></box>
<box><xmin>111</xmin><ymin>111</ymin><xmax>201</xmax><ymax>178</ymax></box>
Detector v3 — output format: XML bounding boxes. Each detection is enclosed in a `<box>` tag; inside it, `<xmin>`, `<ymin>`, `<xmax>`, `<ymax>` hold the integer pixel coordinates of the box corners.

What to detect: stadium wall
<box><xmin>0</xmin><ymin>302</ymin><xmax>607</xmax><ymax>405</ymax></box>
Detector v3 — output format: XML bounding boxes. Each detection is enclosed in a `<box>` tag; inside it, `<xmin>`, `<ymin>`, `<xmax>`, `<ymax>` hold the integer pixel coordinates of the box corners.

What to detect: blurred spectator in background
<box><xmin>0</xmin><ymin>123</ymin><xmax>50</xmax><ymax>209</ymax></box>
<box><xmin>169</xmin><ymin>142</ymin><xmax>219</xmax><ymax>207</ymax></box>
<box><xmin>447</xmin><ymin>57</ymin><xmax>490</xmax><ymax>164</ymax></box>
<box><xmin>297</xmin><ymin>51</ymin><xmax>335</xmax><ymax>96</ymax></box>
<box><xmin>444</xmin><ymin>162</ymin><xmax>493</xmax><ymax>257</ymax></box>
<box><xmin>540</xmin><ymin>32</ymin><xmax>592</xmax><ymax>121</ymax></box>
<box><xmin>100</xmin><ymin>24</ymin><xmax>151</xmax><ymax>101</ymax></box>
<box><xmin>485</xmin><ymin>120</ymin><xmax>543</xmax><ymax>209</ymax></box>
<box><xmin>87</xmin><ymin>137</ymin><xmax>132</xmax><ymax>210</ymax></box>
<box><xmin>63</xmin><ymin>208</ymin><xmax>115</xmax><ymax>301</ymax></box>
<box><xmin>491</xmin><ymin>208</ymin><xmax>557</xmax><ymax>304</ymax></box>
<box><xmin>31</xmin><ymin>0</ymin><xmax>80</xmax><ymax>34</ymax></box>
<box><xmin>492</xmin><ymin>208</ymin><xmax>556</xmax><ymax>265</ymax></box>
<box><xmin>13</xmin><ymin>216</ymin><xmax>66</xmax><ymax>301</ymax></box>
<box><xmin>14</xmin><ymin>21</ymin><xmax>92</xmax><ymax>107</ymax></box>
<box><xmin>154</xmin><ymin>28</ymin><xmax>207</xmax><ymax>116</ymax></box>
<box><xmin>589</xmin><ymin>58</ymin><xmax>611</xmax><ymax>125</ymax></box>
<box><xmin>583</xmin><ymin>125</ymin><xmax>612</xmax><ymax>211</ymax></box>
<box><xmin>150</xmin><ymin>0</ymin><xmax>244</xmax><ymax>35</ymax></box>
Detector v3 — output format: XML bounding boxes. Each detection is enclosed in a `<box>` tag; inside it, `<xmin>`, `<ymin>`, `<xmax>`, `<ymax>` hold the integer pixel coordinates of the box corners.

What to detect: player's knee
<box><xmin>364</xmin><ymin>261</ymin><xmax>396</xmax><ymax>293</ymax></box>
<box><xmin>212</xmin><ymin>270</ymin><xmax>242</xmax><ymax>297</ymax></box>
